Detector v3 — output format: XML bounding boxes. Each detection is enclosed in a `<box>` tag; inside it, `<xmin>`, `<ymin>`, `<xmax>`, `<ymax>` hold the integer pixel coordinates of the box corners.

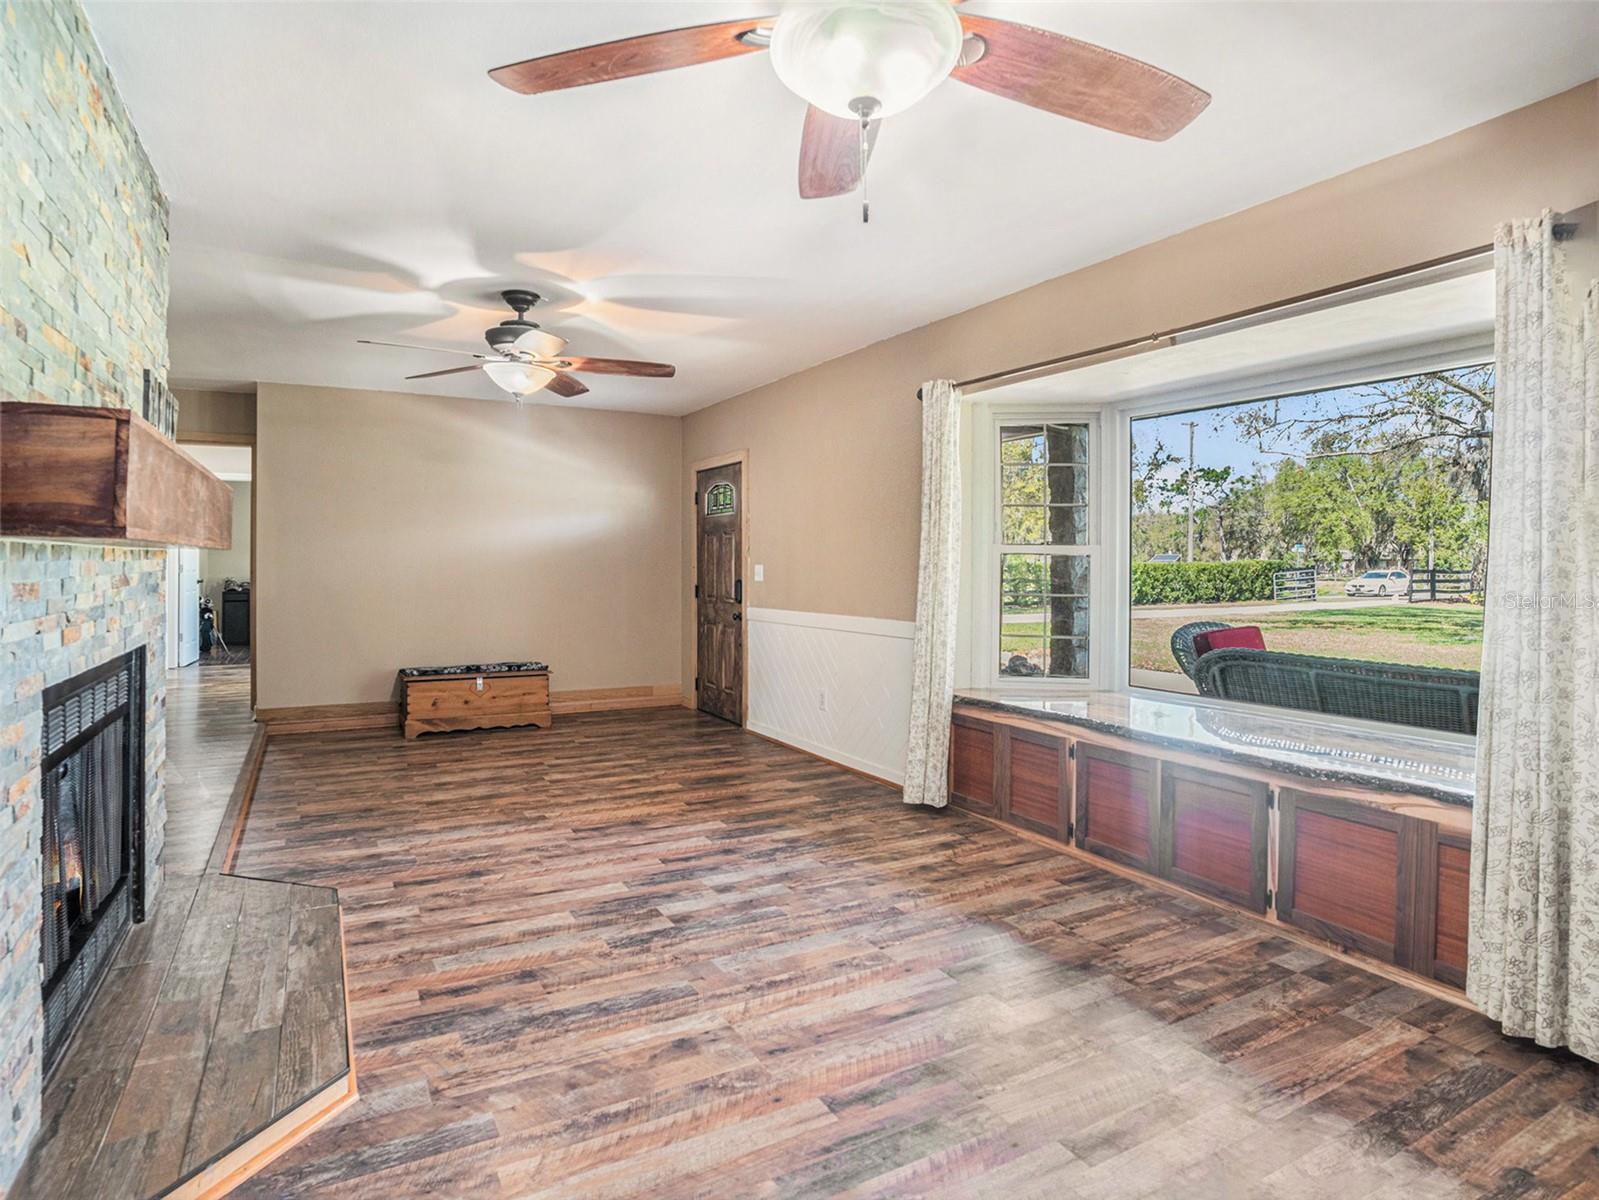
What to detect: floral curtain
<box><xmin>1470</xmin><ymin>213</ymin><xmax>1599</xmax><ymax>1057</ymax></box>
<box><xmin>903</xmin><ymin>380</ymin><xmax>962</xmax><ymax>807</ymax></box>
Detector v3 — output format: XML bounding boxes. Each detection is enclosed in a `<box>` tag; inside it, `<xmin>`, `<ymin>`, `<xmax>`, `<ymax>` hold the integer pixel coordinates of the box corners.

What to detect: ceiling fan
<box><xmin>489</xmin><ymin>0</ymin><xmax>1211</xmax><ymax>221</ymax></box>
<box><xmin>358</xmin><ymin>290</ymin><xmax>676</xmax><ymax>402</ymax></box>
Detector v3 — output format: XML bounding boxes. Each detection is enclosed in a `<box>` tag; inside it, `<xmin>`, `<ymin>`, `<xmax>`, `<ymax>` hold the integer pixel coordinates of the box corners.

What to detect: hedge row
<box><xmin>1131</xmin><ymin>559</ymin><xmax>1298</xmax><ymax>606</ymax></box>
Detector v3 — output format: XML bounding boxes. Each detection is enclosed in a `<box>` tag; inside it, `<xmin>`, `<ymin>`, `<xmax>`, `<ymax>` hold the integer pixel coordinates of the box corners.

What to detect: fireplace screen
<box><xmin>40</xmin><ymin>650</ymin><xmax>144</xmax><ymax>1073</ymax></box>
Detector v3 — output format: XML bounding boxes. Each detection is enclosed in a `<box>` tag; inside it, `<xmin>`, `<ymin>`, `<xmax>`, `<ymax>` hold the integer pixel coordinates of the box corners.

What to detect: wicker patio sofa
<box><xmin>1169</xmin><ymin>621</ymin><xmax>1480</xmax><ymax>735</ymax></box>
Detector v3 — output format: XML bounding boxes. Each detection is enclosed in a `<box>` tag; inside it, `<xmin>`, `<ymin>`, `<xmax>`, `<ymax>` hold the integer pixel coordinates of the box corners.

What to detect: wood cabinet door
<box><xmin>1003</xmin><ymin>727</ymin><xmax>1070</xmax><ymax>841</ymax></box>
<box><xmin>1074</xmin><ymin>742</ymin><xmax>1159</xmax><ymax>871</ymax></box>
<box><xmin>1158</xmin><ymin>764</ymin><xmax>1270</xmax><ymax>912</ymax></box>
<box><xmin>1431</xmin><ymin>830</ymin><xmax>1471</xmax><ymax>988</ymax></box>
<box><xmin>949</xmin><ymin>713</ymin><xmax>1000</xmax><ymax>816</ymax></box>
<box><xmin>1278</xmin><ymin>788</ymin><xmax>1419</xmax><ymax>966</ymax></box>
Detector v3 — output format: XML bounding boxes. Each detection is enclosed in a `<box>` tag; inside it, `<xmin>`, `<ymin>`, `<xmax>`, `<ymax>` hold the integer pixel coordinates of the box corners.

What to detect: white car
<box><xmin>1345</xmin><ymin>569</ymin><xmax>1410</xmax><ymax>597</ymax></box>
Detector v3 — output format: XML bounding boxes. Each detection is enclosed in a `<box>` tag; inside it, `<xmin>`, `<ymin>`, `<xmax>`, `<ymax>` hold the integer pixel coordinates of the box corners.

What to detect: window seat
<box><xmin>955</xmin><ymin>687</ymin><xmax>1475</xmax><ymax>806</ymax></box>
<box><xmin>948</xmin><ymin>688</ymin><xmax>1477</xmax><ymax>991</ymax></box>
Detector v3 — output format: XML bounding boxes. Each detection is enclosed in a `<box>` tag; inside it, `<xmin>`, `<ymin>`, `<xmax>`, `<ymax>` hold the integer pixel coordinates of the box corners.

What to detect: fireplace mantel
<box><xmin>0</xmin><ymin>402</ymin><xmax>232</xmax><ymax>548</ymax></box>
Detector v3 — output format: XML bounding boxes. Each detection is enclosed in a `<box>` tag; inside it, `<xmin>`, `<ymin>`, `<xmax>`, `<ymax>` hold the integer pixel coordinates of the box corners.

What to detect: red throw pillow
<box><xmin>1193</xmin><ymin>626</ymin><xmax>1266</xmax><ymax>657</ymax></box>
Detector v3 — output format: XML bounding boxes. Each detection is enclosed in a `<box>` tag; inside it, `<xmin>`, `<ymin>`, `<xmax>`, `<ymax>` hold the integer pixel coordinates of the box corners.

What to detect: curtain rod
<box><xmin>1551</xmin><ymin>202</ymin><xmax>1588</xmax><ymax>241</ymax></box>
<box><xmin>918</xmin><ymin>242</ymin><xmax>1496</xmax><ymax>401</ymax></box>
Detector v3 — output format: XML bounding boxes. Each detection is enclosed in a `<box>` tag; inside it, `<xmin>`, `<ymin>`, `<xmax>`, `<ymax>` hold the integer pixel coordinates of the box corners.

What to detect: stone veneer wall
<box><xmin>0</xmin><ymin>1</ymin><xmax>171</xmax><ymax>1188</ymax></box>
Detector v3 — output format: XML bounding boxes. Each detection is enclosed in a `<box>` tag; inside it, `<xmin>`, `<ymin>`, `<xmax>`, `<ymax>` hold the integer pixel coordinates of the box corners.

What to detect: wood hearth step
<box><xmin>397</xmin><ymin>660</ymin><xmax>552</xmax><ymax>739</ymax></box>
<box><xmin>9</xmin><ymin>873</ymin><xmax>355</xmax><ymax>1200</ymax></box>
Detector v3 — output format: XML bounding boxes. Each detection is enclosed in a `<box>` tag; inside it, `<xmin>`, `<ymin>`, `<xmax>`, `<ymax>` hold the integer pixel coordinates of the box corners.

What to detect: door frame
<box><xmin>690</xmin><ymin>449</ymin><xmax>750</xmax><ymax>726</ymax></box>
<box><xmin>177</xmin><ymin>431</ymin><xmax>255</xmax><ymax>709</ymax></box>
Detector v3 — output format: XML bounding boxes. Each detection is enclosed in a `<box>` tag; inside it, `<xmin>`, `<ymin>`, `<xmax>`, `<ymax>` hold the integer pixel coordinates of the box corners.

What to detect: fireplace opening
<box><xmin>40</xmin><ymin>649</ymin><xmax>145</xmax><ymax>1075</ymax></box>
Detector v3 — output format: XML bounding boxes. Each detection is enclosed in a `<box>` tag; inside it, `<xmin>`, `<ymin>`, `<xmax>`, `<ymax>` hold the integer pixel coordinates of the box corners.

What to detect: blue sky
<box><xmin>1132</xmin><ymin>385</ymin><xmax>1369</xmax><ymax>483</ymax></box>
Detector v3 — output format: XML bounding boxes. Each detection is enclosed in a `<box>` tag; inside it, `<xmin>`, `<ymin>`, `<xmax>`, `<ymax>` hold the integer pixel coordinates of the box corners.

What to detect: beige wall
<box><xmin>255</xmin><ymin>383</ymin><xmax>682</xmax><ymax>709</ymax></box>
<box><xmin>680</xmin><ymin>81</ymin><xmax>1599</xmax><ymax>691</ymax></box>
<box><xmin>199</xmin><ymin>480</ymin><xmax>251</xmax><ymax>610</ymax></box>
<box><xmin>175</xmin><ymin>387</ymin><xmax>256</xmax><ymax>441</ymax></box>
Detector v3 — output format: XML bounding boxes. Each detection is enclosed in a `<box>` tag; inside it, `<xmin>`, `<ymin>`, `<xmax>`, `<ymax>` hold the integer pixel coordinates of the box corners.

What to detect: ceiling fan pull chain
<box><xmin>859</xmin><ymin>112</ymin><xmax>870</xmax><ymax>224</ymax></box>
<box><xmin>849</xmin><ymin>96</ymin><xmax>881</xmax><ymax>225</ymax></box>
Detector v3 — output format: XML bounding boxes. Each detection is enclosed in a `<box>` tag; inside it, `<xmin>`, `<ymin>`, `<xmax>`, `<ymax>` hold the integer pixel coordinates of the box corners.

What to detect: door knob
<box><xmin>732</xmin><ymin>612</ymin><xmax>742</xmax><ymax>622</ymax></box>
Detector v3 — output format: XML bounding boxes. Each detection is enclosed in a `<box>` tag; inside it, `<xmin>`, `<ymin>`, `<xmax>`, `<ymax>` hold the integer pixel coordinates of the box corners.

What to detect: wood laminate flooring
<box><xmin>198</xmin><ymin>646</ymin><xmax>252</xmax><ymax>668</ymax></box>
<box><xmin>12</xmin><ymin>664</ymin><xmax>351</xmax><ymax>1200</ymax></box>
<box><xmin>225</xmin><ymin>707</ymin><xmax>1599</xmax><ymax>1199</ymax></box>
<box><xmin>163</xmin><ymin>661</ymin><xmax>257</xmax><ymax>876</ymax></box>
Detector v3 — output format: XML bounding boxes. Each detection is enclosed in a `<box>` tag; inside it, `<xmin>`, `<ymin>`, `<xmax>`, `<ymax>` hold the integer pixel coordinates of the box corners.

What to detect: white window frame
<box><xmin>1107</xmin><ymin>334</ymin><xmax>1494</xmax><ymax>722</ymax></box>
<box><xmin>967</xmin><ymin>404</ymin><xmax>1110</xmax><ymax>693</ymax></box>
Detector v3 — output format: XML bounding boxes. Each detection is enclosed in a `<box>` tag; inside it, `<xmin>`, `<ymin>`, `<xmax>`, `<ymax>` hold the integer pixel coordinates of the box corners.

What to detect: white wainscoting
<box><xmin>746</xmin><ymin>607</ymin><xmax>915</xmax><ymax>785</ymax></box>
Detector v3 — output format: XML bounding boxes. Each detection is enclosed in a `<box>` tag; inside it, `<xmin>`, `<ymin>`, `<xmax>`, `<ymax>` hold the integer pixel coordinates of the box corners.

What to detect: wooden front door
<box><xmin>695</xmin><ymin>463</ymin><xmax>743</xmax><ymax>724</ymax></box>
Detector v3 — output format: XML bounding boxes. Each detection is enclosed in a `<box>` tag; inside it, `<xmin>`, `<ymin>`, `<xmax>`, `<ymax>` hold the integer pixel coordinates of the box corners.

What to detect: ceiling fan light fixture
<box><xmin>511</xmin><ymin>326</ymin><xmax>567</xmax><ymax>358</ymax></box>
<box><xmin>769</xmin><ymin>0</ymin><xmax>962</xmax><ymax>120</ymax></box>
<box><xmin>483</xmin><ymin>360</ymin><xmax>556</xmax><ymax>396</ymax></box>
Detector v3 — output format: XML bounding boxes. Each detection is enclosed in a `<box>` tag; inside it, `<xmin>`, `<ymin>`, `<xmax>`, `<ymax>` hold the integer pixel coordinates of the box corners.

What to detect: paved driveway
<box><xmin>1129</xmin><ymin>594</ymin><xmax>1415</xmax><ymax>621</ymax></box>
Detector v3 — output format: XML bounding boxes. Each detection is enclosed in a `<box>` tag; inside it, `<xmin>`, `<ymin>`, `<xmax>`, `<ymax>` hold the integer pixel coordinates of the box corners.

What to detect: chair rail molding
<box><xmin>746</xmin><ymin>607</ymin><xmax>916</xmax><ymax>784</ymax></box>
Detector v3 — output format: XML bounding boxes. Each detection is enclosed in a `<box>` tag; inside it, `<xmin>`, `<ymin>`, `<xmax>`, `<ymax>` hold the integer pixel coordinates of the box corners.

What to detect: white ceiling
<box><xmin>85</xmin><ymin>2</ymin><xmax>1599</xmax><ymax>416</ymax></box>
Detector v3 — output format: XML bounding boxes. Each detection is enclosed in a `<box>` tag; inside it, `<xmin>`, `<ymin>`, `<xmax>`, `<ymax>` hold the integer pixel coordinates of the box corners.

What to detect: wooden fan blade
<box><xmin>798</xmin><ymin>105</ymin><xmax>880</xmax><ymax>199</ymax></box>
<box><xmin>952</xmin><ymin>15</ymin><xmax>1210</xmax><ymax>141</ymax></box>
<box><xmin>558</xmin><ymin>357</ymin><xmax>676</xmax><ymax>378</ymax></box>
<box><xmin>545</xmin><ymin>372</ymin><xmax>590</xmax><ymax>398</ymax></box>
<box><xmin>360</xmin><ymin>338</ymin><xmax>486</xmax><ymax>359</ymax></box>
<box><xmin>405</xmin><ymin>364</ymin><xmax>484</xmax><ymax>381</ymax></box>
<box><xmin>489</xmin><ymin>17</ymin><xmax>775</xmax><ymax>95</ymax></box>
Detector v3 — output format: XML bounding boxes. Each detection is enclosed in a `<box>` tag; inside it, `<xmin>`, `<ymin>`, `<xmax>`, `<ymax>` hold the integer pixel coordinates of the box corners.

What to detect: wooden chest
<box><xmin>397</xmin><ymin>662</ymin><xmax>552</xmax><ymax>739</ymax></box>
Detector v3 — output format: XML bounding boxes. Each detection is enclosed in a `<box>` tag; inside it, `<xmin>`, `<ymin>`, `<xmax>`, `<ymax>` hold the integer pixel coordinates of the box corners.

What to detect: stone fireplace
<box><xmin>0</xmin><ymin>546</ymin><xmax>167</xmax><ymax>1185</ymax></box>
<box><xmin>37</xmin><ymin>650</ymin><xmax>147</xmax><ymax>1074</ymax></box>
<box><xmin>0</xmin><ymin>0</ymin><xmax>172</xmax><ymax>1188</ymax></box>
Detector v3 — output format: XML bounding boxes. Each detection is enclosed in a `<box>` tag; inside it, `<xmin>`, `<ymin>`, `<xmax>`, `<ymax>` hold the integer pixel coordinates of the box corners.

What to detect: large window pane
<box><xmin>1128</xmin><ymin>364</ymin><xmax>1492</xmax><ymax>733</ymax></box>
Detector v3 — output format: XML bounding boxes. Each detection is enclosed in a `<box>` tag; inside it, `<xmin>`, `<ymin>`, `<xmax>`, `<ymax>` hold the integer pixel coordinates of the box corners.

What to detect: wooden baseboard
<box><xmin>550</xmin><ymin>685</ymin><xmax>683</xmax><ymax>715</ymax></box>
<box><xmin>255</xmin><ymin>701</ymin><xmax>397</xmax><ymax>735</ymax></box>
<box><xmin>255</xmin><ymin>686</ymin><xmax>686</xmax><ymax>735</ymax></box>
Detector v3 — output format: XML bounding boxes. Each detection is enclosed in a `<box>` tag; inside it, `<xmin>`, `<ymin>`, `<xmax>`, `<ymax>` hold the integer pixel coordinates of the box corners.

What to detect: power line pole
<box><xmin>1184</xmin><ymin>420</ymin><xmax>1198</xmax><ymax>563</ymax></box>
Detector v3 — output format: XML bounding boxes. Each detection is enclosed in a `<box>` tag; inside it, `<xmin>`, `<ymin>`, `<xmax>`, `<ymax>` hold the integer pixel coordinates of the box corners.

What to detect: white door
<box><xmin>165</xmin><ymin>552</ymin><xmax>180</xmax><ymax>669</ymax></box>
<box><xmin>176</xmin><ymin>547</ymin><xmax>199</xmax><ymax>665</ymax></box>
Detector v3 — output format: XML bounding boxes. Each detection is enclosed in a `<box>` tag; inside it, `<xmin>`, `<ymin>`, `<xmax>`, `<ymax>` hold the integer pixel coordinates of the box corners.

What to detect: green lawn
<box><xmin>1130</xmin><ymin>603</ymin><xmax>1485</xmax><ymax>673</ymax></box>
